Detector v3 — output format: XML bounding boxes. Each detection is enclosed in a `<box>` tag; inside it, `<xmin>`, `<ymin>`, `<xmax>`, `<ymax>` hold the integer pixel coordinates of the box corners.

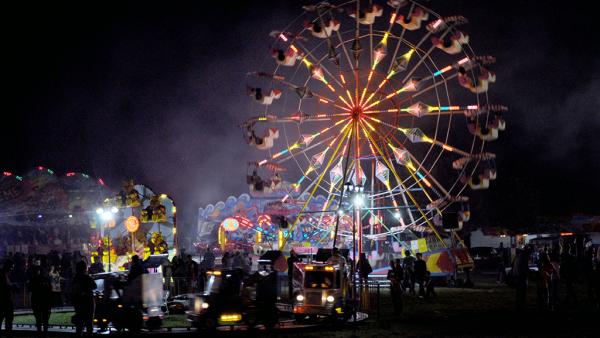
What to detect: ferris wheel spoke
<box><xmin>359</xmin><ymin>7</ymin><xmax>402</xmax><ymax>107</ymax></box>
<box><xmin>264</xmin><ymin>117</ymin><xmax>350</xmax><ymax>167</ymax></box>
<box><xmin>358</xmin><ymin>120</ymin><xmax>419</xmax><ymax>233</ymax></box>
<box><xmin>383</xmin><ymin>132</ymin><xmax>449</xmax><ymax>198</ymax></box>
<box><xmin>248</xmin><ymin>71</ymin><xmax>341</xmax><ymax>106</ymax></box>
<box><xmin>384</xmin><ymin>2</ymin><xmax>415</xmax><ymax>75</ymax></box>
<box><xmin>293</xmin><ymin>40</ymin><xmax>348</xmax><ymax>93</ymax></box>
<box><xmin>359</xmin><ymin>120</ymin><xmax>447</xmax><ymax>244</ymax></box>
<box><xmin>282</xmin><ymin>125</ymin><xmax>353</xmax><ymax>247</ymax></box>
<box><xmin>366</xmin><ymin>115</ymin><xmax>473</xmax><ymax>159</ymax></box>
<box><xmin>362</xmin><ymin>69</ymin><xmax>459</xmax><ymax>111</ymax></box>
<box><xmin>287</xmin><ymin>120</ymin><xmax>353</xmax><ymax>201</ymax></box>
<box><xmin>361</xmin><ymin>118</ymin><xmax>443</xmax><ymax>201</ymax></box>
<box><xmin>399</xmin><ymin>23</ymin><xmax>458</xmax><ymax>85</ymax></box>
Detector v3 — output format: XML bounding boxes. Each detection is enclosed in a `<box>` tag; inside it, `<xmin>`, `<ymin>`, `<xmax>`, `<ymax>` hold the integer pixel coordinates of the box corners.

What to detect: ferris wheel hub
<box><xmin>350</xmin><ymin>105</ymin><xmax>364</xmax><ymax>120</ymax></box>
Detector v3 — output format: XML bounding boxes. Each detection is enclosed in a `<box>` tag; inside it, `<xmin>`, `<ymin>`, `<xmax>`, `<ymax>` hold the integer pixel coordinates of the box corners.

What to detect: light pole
<box><xmin>342</xmin><ymin>181</ymin><xmax>365</xmax><ymax>325</ymax></box>
<box><xmin>96</xmin><ymin>206</ymin><xmax>118</xmax><ymax>272</ymax></box>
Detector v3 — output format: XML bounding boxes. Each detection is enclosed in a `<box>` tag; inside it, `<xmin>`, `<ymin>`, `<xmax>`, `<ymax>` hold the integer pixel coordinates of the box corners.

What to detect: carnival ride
<box><xmin>236</xmin><ymin>0</ymin><xmax>506</xmax><ymax>267</ymax></box>
<box><xmin>95</xmin><ymin>181</ymin><xmax>177</xmax><ymax>270</ymax></box>
<box><xmin>0</xmin><ymin>167</ymin><xmax>109</xmax><ymax>250</ymax></box>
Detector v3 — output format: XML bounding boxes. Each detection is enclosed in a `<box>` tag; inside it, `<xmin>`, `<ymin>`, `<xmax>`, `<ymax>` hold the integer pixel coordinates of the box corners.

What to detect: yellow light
<box><xmin>212</xmin><ymin>270</ymin><xmax>222</xmax><ymax>276</ymax></box>
<box><xmin>173</xmin><ymin>248</ymin><xmax>177</xmax><ymax>256</ymax></box>
<box><xmin>258</xmin><ymin>117</ymin><xmax>268</xmax><ymax>121</ymax></box>
<box><xmin>442</xmin><ymin>144</ymin><xmax>454</xmax><ymax>151</ymax></box>
<box><xmin>302</xmin><ymin>58</ymin><xmax>311</xmax><ymax>67</ymax></box>
<box><xmin>290</xmin><ymin>45</ymin><xmax>298</xmax><ymax>53</ymax></box>
<box><xmin>117</xmin><ymin>304</ymin><xmax>123</xmax><ymax>308</ymax></box>
<box><xmin>220</xmin><ymin>314</ymin><xmax>242</xmax><ymax>322</ymax></box>
<box><xmin>340</xmin><ymin>74</ymin><xmax>346</xmax><ymax>84</ymax></box>
<box><xmin>278</xmin><ymin>230</ymin><xmax>284</xmax><ymax>249</ymax></box>
<box><xmin>172</xmin><ymin>206</ymin><xmax>177</xmax><ymax>213</ymax></box>
<box><xmin>305</xmin><ymin>265</ymin><xmax>314</xmax><ymax>270</ymax></box>
<box><xmin>327</xmin><ymin>84</ymin><xmax>335</xmax><ymax>92</ymax></box>
<box><xmin>160</xmin><ymin>194</ymin><xmax>168</xmax><ymax>199</ymax></box>
<box><xmin>345</xmin><ymin>89</ymin><xmax>353</xmax><ymax>103</ymax></box>
<box><xmin>257</xmin><ymin>231</ymin><xmax>262</xmax><ymax>243</ymax></box>
<box><xmin>325</xmin><ymin>266</ymin><xmax>334</xmax><ymax>271</ymax></box>
<box><xmin>389</xmin><ymin>13</ymin><xmax>397</xmax><ymax>24</ymax></box>
<box><xmin>173</xmin><ymin>227</ymin><xmax>177</xmax><ymax>235</ymax></box>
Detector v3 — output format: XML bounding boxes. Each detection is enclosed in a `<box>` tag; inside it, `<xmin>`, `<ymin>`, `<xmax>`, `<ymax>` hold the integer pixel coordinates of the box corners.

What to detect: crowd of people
<box><xmin>507</xmin><ymin>239</ymin><xmax>600</xmax><ymax>311</ymax></box>
<box><xmin>0</xmin><ymin>250</ymin><xmax>102</xmax><ymax>337</ymax></box>
<box><xmin>0</xmin><ymin>225</ymin><xmax>90</xmax><ymax>250</ymax></box>
<box><xmin>386</xmin><ymin>250</ymin><xmax>437</xmax><ymax>314</ymax></box>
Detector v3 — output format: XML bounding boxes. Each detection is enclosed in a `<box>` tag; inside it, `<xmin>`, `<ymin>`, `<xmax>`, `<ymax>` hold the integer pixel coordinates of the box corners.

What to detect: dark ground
<box><xmin>9</xmin><ymin>273</ymin><xmax>598</xmax><ymax>337</ymax></box>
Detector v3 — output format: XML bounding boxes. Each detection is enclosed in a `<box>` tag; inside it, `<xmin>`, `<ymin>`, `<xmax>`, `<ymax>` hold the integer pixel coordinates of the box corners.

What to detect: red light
<box><xmin>3</xmin><ymin>172</ymin><xmax>12</xmax><ymax>177</ymax></box>
<box><xmin>98</xmin><ymin>178</ymin><xmax>105</xmax><ymax>186</ymax></box>
<box><xmin>37</xmin><ymin>166</ymin><xmax>44</xmax><ymax>171</ymax></box>
<box><xmin>66</xmin><ymin>172</ymin><xmax>76</xmax><ymax>177</ymax></box>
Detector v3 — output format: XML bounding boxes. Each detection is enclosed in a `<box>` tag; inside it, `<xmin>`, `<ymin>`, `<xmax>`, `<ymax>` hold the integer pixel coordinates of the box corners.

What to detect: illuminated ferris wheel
<box><xmin>242</xmin><ymin>0</ymin><xmax>506</xmax><ymax>250</ymax></box>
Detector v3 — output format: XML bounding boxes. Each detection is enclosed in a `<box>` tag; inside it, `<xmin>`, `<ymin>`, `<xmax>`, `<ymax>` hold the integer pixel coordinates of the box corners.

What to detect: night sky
<box><xmin>3</xmin><ymin>0</ymin><xmax>599</xmax><ymax>237</ymax></box>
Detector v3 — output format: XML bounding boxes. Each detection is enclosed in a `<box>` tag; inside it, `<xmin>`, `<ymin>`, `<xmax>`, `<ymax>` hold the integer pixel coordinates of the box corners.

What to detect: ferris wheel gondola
<box><xmin>242</xmin><ymin>0</ymin><xmax>506</xmax><ymax>250</ymax></box>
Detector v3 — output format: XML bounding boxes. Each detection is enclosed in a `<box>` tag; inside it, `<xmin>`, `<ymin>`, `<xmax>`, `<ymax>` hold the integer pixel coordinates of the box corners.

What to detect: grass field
<box><xmin>11</xmin><ymin>273</ymin><xmax>598</xmax><ymax>337</ymax></box>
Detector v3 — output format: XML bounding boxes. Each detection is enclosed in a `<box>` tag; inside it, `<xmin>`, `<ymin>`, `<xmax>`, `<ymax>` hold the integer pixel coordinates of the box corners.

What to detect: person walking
<box><xmin>0</xmin><ymin>260</ymin><xmax>15</xmax><ymax>338</ymax></box>
<box><xmin>48</xmin><ymin>265</ymin><xmax>63</xmax><ymax>307</ymax></box>
<box><xmin>71</xmin><ymin>261</ymin><xmax>96</xmax><ymax>336</ymax></box>
<box><xmin>28</xmin><ymin>265</ymin><xmax>52</xmax><ymax>336</ymax></box>
<box><xmin>512</xmin><ymin>246</ymin><xmax>531</xmax><ymax>311</ymax></box>
<box><xmin>403</xmin><ymin>250</ymin><xmax>416</xmax><ymax>296</ymax></box>
<box><xmin>424</xmin><ymin>271</ymin><xmax>437</xmax><ymax>299</ymax></box>
<box><xmin>127</xmin><ymin>255</ymin><xmax>146</xmax><ymax>283</ymax></box>
<box><xmin>357</xmin><ymin>253</ymin><xmax>372</xmax><ymax>284</ymax></box>
<box><xmin>287</xmin><ymin>249</ymin><xmax>299</xmax><ymax>301</ymax></box>
<box><xmin>387</xmin><ymin>260</ymin><xmax>403</xmax><ymax>313</ymax></box>
<box><xmin>414</xmin><ymin>253</ymin><xmax>427</xmax><ymax>298</ymax></box>
<box><xmin>559</xmin><ymin>243</ymin><xmax>578</xmax><ymax>305</ymax></box>
<box><xmin>536</xmin><ymin>252</ymin><xmax>555</xmax><ymax>310</ymax></box>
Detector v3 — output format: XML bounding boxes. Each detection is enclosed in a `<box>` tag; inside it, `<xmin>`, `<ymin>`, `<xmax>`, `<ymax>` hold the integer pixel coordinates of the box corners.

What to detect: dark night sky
<box><xmin>3</xmin><ymin>1</ymin><xmax>599</xmax><ymax>236</ymax></box>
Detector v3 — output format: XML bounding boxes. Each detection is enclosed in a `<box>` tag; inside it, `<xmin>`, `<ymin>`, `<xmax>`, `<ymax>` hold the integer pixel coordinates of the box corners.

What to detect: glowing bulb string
<box><xmin>366</xmin><ymin>115</ymin><xmax>471</xmax><ymax>157</ymax></box>
<box><xmin>363</xmin><ymin>119</ymin><xmax>448</xmax><ymax>217</ymax></box>
<box><xmin>282</xmin><ymin>125</ymin><xmax>353</xmax><ymax>248</ymax></box>
<box><xmin>289</xmin><ymin>120</ymin><xmax>353</xmax><ymax>199</ymax></box>
<box><xmin>358</xmin><ymin>120</ymin><xmax>446</xmax><ymax>245</ymax></box>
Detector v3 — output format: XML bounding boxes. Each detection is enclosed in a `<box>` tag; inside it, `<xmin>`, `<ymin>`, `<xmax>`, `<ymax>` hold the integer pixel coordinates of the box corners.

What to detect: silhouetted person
<box><xmin>512</xmin><ymin>247</ymin><xmax>531</xmax><ymax>311</ymax></box>
<box><xmin>403</xmin><ymin>250</ymin><xmax>416</xmax><ymax>295</ymax></box>
<box><xmin>28</xmin><ymin>265</ymin><xmax>52</xmax><ymax>336</ymax></box>
<box><xmin>536</xmin><ymin>252</ymin><xmax>555</xmax><ymax>310</ymax></box>
<box><xmin>387</xmin><ymin>260</ymin><xmax>403</xmax><ymax>313</ymax></box>
<box><xmin>287</xmin><ymin>249</ymin><xmax>299</xmax><ymax>300</ymax></box>
<box><xmin>128</xmin><ymin>255</ymin><xmax>146</xmax><ymax>283</ymax></box>
<box><xmin>1</xmin><ymin>260</ymin><xmax>15</xmax><ymax>338</ymax></box>
<box><xmin>327</xmin><ymin>247</ymin><xmax>347</xmax><ymax>267</ymax></box>
<box><xmin>357</xmin><ymin>253</ymin><xmax>372</xmax><ymax>284</ymax></box>
<box><xmin>559</xmin><ymin>243</ymin><xmax>578</xmax><ymax>305</ymax></box>
<box><xmin>414</xmin><ymin>253</ymin><xmax>427</xmax><ymax>298</ymax></box>
<box><xmin>424</xmin><ymin>271</ymin><xmax>436</xmax><ymax>299</ymax></box>
<box><xmin>71</xmin><ymin>261</ymin><xmax>96</xmax><ymax>336</ymax></box>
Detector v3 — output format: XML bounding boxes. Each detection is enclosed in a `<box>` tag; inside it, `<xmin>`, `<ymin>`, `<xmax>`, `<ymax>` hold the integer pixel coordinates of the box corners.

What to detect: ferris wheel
<box><xmin>242</xmin><ymin>0</ymin><xmax>506</xmax><ymax>250</ymax></box>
